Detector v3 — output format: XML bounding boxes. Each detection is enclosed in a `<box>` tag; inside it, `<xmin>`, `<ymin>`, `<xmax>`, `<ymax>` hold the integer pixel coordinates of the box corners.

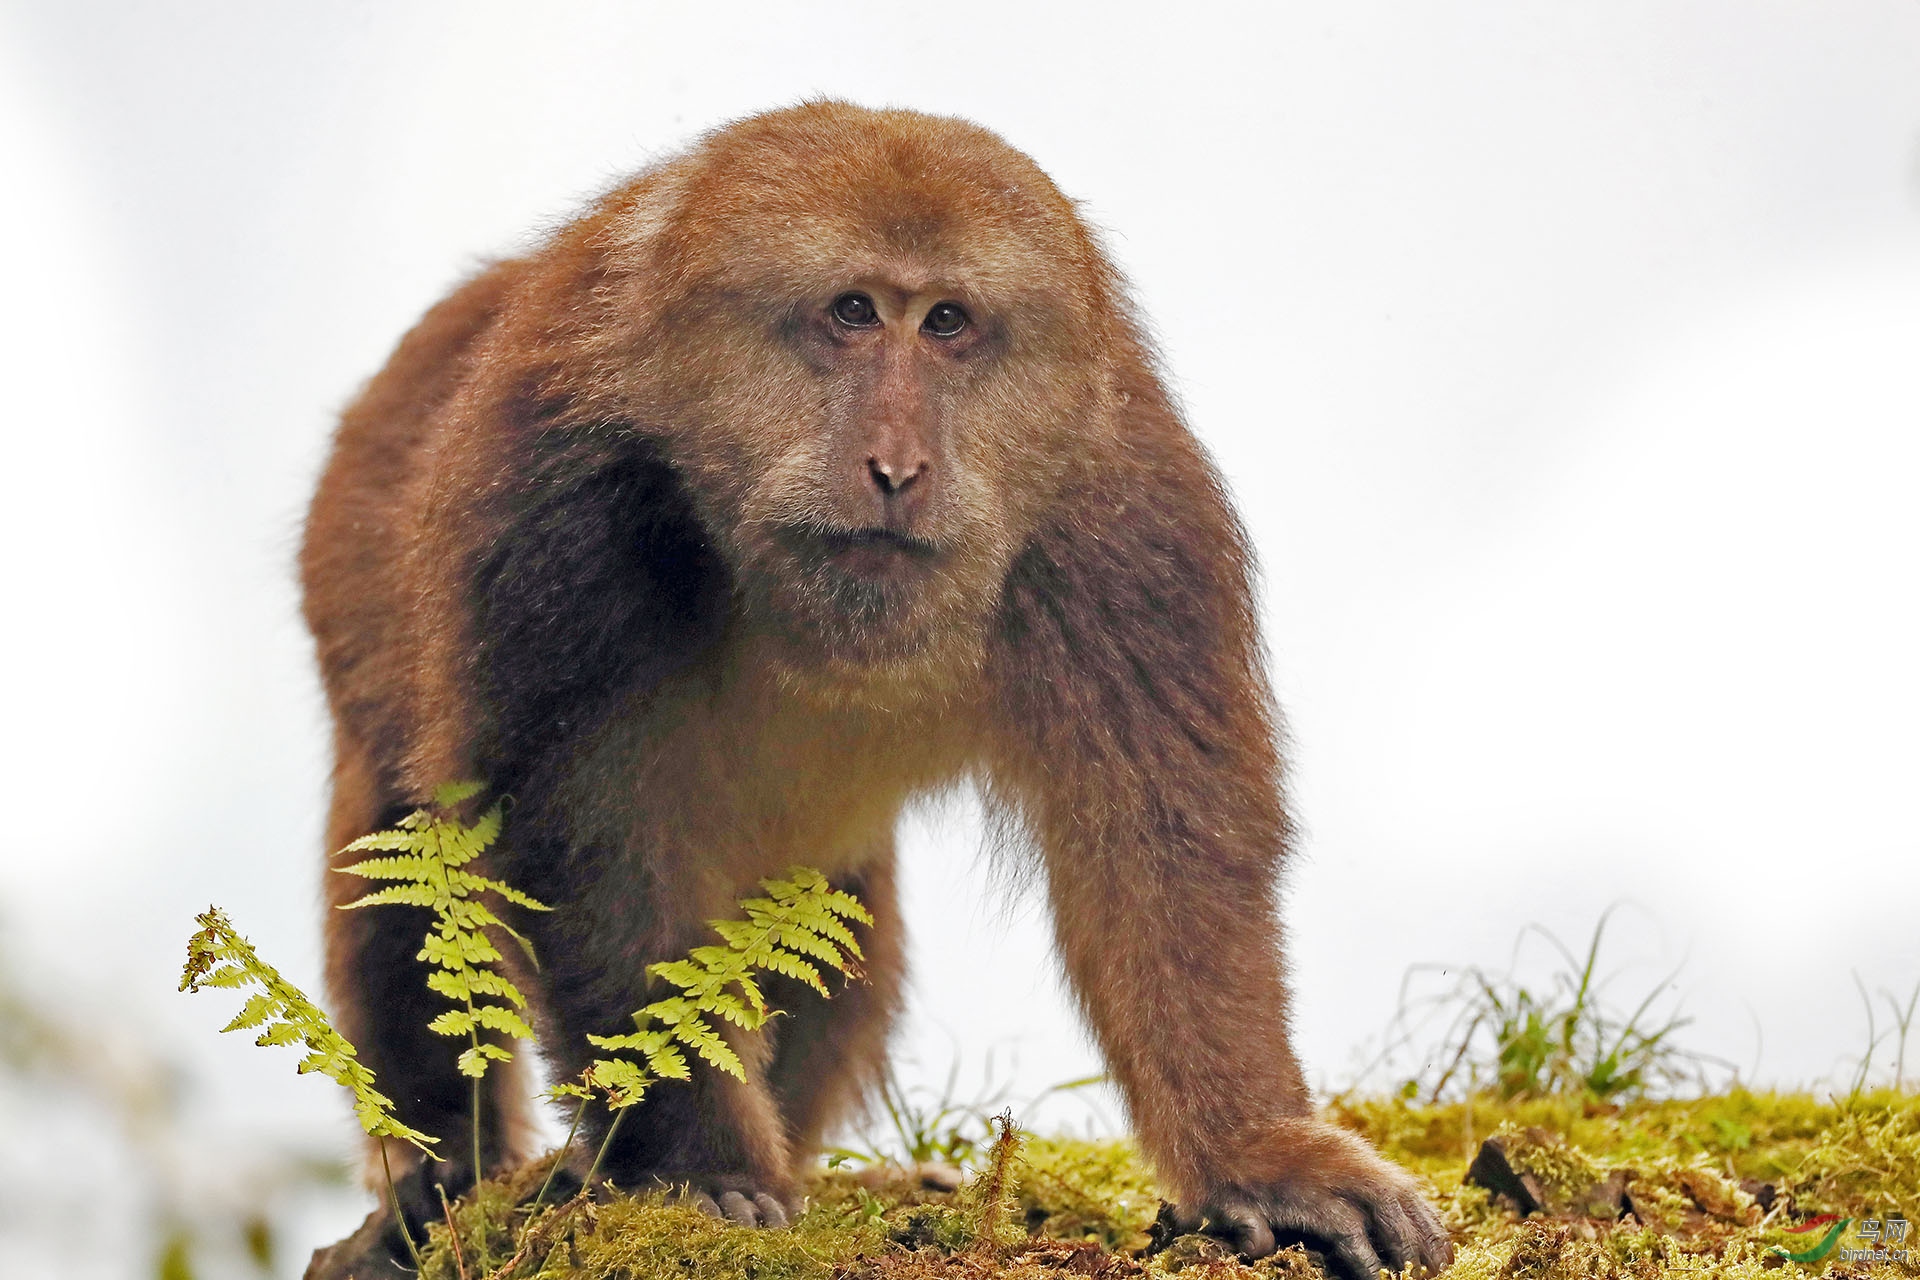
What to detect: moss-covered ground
<box><xmin>411</xmin><ymin>1089</ymin><xmax>1918</xmax><ymax>1280</ymax></box>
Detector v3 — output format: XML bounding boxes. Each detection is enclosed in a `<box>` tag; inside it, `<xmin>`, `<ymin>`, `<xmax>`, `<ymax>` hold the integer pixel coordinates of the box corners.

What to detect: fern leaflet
<box><xmin>333</xmin><ymin>782</ymin><xmax>549</xmax><ymax>1077</ymax></box>
<box><xmin>179</xmin><ymin>906</ymin><xmax>438</xmax><ymax>1156</ymax></box>
<box><xmin>333</xmin><ymin>781</ymin><xmax>550</xmax><ymax>1188</ymax></box>
<box><xmin>583</xmin><ymin>865</ymin><xmax>872</xmax><ymax>1110</ymax></box>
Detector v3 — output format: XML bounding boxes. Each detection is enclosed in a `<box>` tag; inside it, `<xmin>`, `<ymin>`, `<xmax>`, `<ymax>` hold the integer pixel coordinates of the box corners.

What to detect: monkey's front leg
<box><xmin>986</xmin><ymin>472</ymin><xmax>1454</xmax><ymax>1275</ymax></box>
<box><xmin>1030</xmin><ymin>800</ymin><xmax>1454</xmax><ymax>1279</ymax></box>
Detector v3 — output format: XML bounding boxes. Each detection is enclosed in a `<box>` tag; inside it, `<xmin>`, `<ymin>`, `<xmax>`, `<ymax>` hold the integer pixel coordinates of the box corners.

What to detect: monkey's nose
<box><xmin>867</xmin><ymin>456</ymin><xmax>927</xmax><ymax>496</ymax></box>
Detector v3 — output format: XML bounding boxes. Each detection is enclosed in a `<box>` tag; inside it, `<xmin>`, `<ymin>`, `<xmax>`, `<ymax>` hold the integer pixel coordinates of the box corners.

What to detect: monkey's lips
<box><xmin>799</xmin><ymin>526</ymin><xmax>941</xmax><ymax>579</ymax></box>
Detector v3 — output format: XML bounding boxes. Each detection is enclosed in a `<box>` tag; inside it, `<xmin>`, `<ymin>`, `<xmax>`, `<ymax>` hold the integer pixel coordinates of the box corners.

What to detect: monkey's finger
<box><xmin>1279</xmin><ymin>1197</ymin><xmax>1380</xmax><ymax>1280</ymax></box>
<box><xmin>1357</xmin><ymin>1192</ymin><xmax>1422</xmax><ymax>1274</ymax></box>
<box><xmin>751</xmin><ymin>1192</ymin><xmax>789</xmax><ymax>1228</ymax></box>
<box><xmin>717</xmin><ymin>1190</ymin><xmax>760</xmax><ymax>1225</ymax></box>
<box><xmin>1322</xmin><ymin>1227</ymin><xmax>1387</xmax><ymax>1280</ymax></box>
<box><xmin>687</xmin><ymin>1191</ymin><xmax>723</xmax><ymax>1219</ymax></box>
<box><xmin>1401</xmin><ymin>1192</ymin><xmax>1455</xmax><ymax>1273</ymax></box>
<box><xmin>1218</xmin><ymin>1205</ymin><xmax>1275</xmax><ymax>1259</ymax></box>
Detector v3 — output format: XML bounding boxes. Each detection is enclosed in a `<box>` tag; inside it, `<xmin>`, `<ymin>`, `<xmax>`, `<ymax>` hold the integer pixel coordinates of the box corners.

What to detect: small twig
<box><xmin>582</xmin><ymin>1106</ymin><xmax>629</xmax><ymax>1191</ymax></box>
<box><xmin>482</xmin><ymin>1197</ymin><xmax>583</xmax><ymax>1280</ymax></box>
<box><xmin>534</xmin><ymin>1101</ymin><xmax>588</xmax><ymax>1209</ymax></box>
<box><xmin>1885</xmin><ymin>981</ymin><xmax>1919</xmax><ymax>1090</ymax></box>
<box><xmin>1426</xmin><ymin>1011</ymin><xmax>1484</xmax><ymax>1104</ymax></box>
<box><xmin>439</xmin><ymin>1182</ymin><xmax>470</xmax><ymax>1280</ymax></box>
<box><xmin>379</xmin><ymin>1140</ymin><xmax>428</xmax><ymax>1276</ymax></box>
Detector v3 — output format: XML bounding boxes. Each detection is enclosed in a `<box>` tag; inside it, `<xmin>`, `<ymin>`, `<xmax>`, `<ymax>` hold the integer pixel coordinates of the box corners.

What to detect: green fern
<box><xmin>587</xmin><ymin>866</ymin><xmax>872</xmax><ymax>1096</ymax></box>
<box><xmin>179</xmin><ymin>906</ymin><xmax>439</xmax><ymax>1156</ymax></box>
<box><xmin>538</xmin><ymin>867</ymin><xmax>871</xmax><ymax>1199</ymax></box>
<box><xmin>333</xmin><ymin>781</ymin><xmax>551</xmax><ymax>1188</ymax></box>
<box><xmin>180</xmin><ymin>905</ymin><xmax>439</xmax><ymax>1274</ymax></box>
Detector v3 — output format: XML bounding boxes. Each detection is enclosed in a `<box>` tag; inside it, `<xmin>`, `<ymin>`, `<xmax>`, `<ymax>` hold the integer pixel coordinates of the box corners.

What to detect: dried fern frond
<box><xmin>334</xmin><ymin>782</ymin><xmax>550</xmax><ymax>1079</ymax></box>
<box><xmin>179</xmin><ymin>906</ymin><xmax>439</xmax><ymax>1156</ymax></box>
<box><xmin>585</xmin><ymin>865</ymin><xmax>873</xmax><ymax>1109</ymax></box>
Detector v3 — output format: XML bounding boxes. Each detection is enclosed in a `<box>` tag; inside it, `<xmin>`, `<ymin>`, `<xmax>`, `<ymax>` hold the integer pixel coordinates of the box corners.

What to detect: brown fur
<box><xmin>300</xmin><ymin>102</ymin><xmax>1452</xmax><ymax>1278</ymax></box>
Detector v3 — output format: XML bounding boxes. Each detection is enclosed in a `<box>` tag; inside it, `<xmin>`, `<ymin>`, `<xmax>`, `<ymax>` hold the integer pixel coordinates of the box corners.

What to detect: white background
<box><xmin>2</xmin><ymin>3</ymin><xmax>1917</xmax><ymax>1276</ymax></box>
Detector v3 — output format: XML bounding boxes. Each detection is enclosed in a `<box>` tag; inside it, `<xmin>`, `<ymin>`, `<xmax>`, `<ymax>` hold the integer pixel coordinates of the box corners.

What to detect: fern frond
<box><xmin>581</xmin><ymin>866</ymin><xmax>874</xmax><ymax>1103</ymax></box>
<box><xmin>644</xmin><ymin>1041</ymin><xmax>691</xmax><ymax>1081</ymax></box>
<box><xmin>757</xmin><ymin>949</ymin><xmax>828</xmax><ymax>994</ymax></box>
<box><xmin>418</xmin><ymin>934</ymin><xmax>467</xmax><ymax>973</ymax></box>
<box><xmin>430</xmin><ymin>1010</ymin><xmax>476</xmax><ymax>1037</ymax></box>
<box><xmin>462</xmin><ymin>970</ymin><xmax>529</xmax><ymax>1006</ymax></box>
<box><xmin>670</xmin><ymin>1015</ymin><xmax>744</xmax><ymax>1078</ymax></box>
<box><xmin>474</xmin><ymin>1005</ymin><xmax>536</xmax><ymax>1040</ymax></box>
<box><xmin>332</xmin><ymin>854</ymin><xmax>434</xmax><ymax>883</ymax></box>
<box><xmin>644</xmin><ymin>958</ymin><xmax>709</xmax><ymax>991</ymax></box>
<box><xmin>433</xmin><ymin>780</ymin><xmax>488</xmax><ymax>807</ymax></box>
<box><xmin>338</xmin><ymin>830</ymin><xmax>427</xmax><ymax>856</ymax></box>
<box><xmin>331</xmin><ymin>786</ymin><xmax>549</xmax><ymax>1084</ymax></box>
<box><xmin>769</xmin><ymin>922</ymin><xmax>847</xmax><ymax>967</ymax></box>
<box><xmin>337</xmin><ymin>884</ymin><xmax>440</xmax><ymax>911</ymax></box>
<box><xmin>457</xmin><ymin>1043</ymin><xmax>514</xmax><ymax>1077</ymax></box>
<box><xmin>585</xmin><ymin>1057</ymin><xmax>654</xmax><ymax>1108</ymax></box>
<box><xmin>180</xmin><ymin>907</ymin><xmax>439</xmax><ymax>1156</ymax></box>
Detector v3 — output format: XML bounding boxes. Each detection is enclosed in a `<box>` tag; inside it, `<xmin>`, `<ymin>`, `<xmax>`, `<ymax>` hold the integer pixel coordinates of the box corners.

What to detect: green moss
<box><xmin>409</xmin><ymin>1090</ymin><xmax>1918</xmax><ymax>1280</ymax></box>
<box><xmin>1015</xmin><ymin>1136</ymin><xmax>1162</xmax><ymax>1250</ymax></box>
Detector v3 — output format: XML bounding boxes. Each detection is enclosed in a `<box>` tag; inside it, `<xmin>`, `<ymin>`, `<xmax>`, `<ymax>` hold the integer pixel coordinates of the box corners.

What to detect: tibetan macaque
<box><xmin>300</xmin><ymin>102</ymin><xmax>1452</xmax><ymax>1279</ymax></box>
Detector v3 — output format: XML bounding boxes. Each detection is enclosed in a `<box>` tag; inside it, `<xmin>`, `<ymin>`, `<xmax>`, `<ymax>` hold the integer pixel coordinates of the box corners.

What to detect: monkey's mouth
<box><xmin>787</xmin><ymin>525</ymin><xmax>940</xmax><ymax>580</ymax></box>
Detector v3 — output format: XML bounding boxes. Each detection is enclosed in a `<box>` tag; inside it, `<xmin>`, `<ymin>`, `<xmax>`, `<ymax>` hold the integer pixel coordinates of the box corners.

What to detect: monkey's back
<box><xmin>300</xmin><ymin>260</ymin><xmax>524</xmax><ymax>789</ymax></box>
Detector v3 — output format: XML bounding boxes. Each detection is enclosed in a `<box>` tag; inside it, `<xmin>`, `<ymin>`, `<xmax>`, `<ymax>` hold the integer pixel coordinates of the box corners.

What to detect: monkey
<box><xmin>299</xmin><ymin>101</ymin><xmax>1453</xmax><ymax>1280</ymax></box>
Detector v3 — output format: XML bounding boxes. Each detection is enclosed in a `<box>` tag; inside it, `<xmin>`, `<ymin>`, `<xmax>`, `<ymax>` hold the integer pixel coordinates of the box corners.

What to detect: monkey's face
<box><xmin>621</xmin><ymin>108</ymin><xmax>1122</xmax><ymax>675</ymax></box>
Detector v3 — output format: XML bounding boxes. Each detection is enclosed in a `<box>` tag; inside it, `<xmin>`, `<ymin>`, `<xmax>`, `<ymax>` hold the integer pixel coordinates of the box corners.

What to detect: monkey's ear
<box><xmin>469</xmin><ymin>437</ymin><xmax>730</xmax><ymax>780</ymax></box>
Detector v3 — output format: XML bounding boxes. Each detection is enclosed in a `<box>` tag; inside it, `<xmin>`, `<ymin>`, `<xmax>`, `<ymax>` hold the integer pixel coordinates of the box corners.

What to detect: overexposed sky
<box><xmin>2</xmin><ymin>3</ymin><xmax>1917</xmax><ymax>1274</ymax></box>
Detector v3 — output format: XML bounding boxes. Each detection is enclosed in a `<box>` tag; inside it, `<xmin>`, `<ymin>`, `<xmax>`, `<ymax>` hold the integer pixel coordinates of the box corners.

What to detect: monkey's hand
<box><xmin>1173</xmin><ymin>1118</ymin><xmax>1453</xmax><ymax>1279</ymax></box>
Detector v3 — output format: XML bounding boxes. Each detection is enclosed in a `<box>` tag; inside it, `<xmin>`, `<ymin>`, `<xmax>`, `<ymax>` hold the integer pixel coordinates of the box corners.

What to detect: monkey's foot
<box><xmin>1173</xmin><ymin>1119</ymin><xmax>1454</xmax><ymax>1279</ymax></box>
<box><xmin>628</xmin><ymin>1173</ymin><xmax>803</xmax><ymax>1228</ymax></box>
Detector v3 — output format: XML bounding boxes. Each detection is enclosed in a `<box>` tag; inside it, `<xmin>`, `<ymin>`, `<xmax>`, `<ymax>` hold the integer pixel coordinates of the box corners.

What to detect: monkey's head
<box><xmin>590</xmin><ymin>103</ymin><xmax>1132</xmax><ymax>676</ymax></box>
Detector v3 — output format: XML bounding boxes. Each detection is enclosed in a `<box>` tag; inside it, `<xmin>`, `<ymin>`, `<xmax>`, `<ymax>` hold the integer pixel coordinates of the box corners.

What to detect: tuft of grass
<box><xmin>833</xmin><ymin>1056</ymin><xmax>1108</xmax><ymax>1175</ymax></box>
<box><xmin>1360</xmin><ymin>908</ymin><xmax>1729</xmax><ymax>1106</ymax></box>
<box><xmin>1847</xmin><ymin>975</ymin><xmax>1920</xmax><ymax>1100</ymax></box>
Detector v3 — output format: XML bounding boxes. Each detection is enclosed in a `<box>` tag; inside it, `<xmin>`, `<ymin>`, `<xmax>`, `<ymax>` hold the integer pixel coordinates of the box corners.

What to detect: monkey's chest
<box><xmin>558</xmin><ymin>679</ymin><xmax>964</xmax><ymax>895</ymax></box>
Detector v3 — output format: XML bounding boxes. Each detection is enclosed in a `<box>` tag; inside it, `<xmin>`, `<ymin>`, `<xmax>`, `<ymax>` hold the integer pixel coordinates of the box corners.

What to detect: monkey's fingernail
<box><xmin>718</xmin><ymin>1190</ymin><xmax>759</xmax><ymax>1225</ymax></box>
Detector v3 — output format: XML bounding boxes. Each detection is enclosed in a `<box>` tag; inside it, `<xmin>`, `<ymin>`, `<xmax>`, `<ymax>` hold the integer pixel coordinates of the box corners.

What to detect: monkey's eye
<box><xmin>831</xmin><ymin>293</ymin><xmax>880</xmax><ymax>327</ymax></box>
<box><xmin>922</xmin><ymin>302</ymin><xmax>969</xmax><ymax>338</ymax></box>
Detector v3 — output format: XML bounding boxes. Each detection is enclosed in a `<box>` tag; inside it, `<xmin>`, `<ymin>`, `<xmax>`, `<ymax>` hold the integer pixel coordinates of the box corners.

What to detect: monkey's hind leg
<box><xmin>763</xmin><ymin>854</ymin><xmax>907</xmax><ymax>1179</ymax></box>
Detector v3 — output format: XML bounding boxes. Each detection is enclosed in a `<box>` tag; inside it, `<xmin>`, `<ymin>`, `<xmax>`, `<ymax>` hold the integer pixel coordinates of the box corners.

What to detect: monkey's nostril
<box><xmin>867</xmin><ymin>457</ymin><xmax>926</xmax><ymax>495</ymax></box>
